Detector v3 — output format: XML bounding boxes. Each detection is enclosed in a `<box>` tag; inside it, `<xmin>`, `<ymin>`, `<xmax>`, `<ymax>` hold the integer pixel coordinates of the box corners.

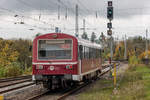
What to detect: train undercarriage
<box><xmin>34</xmin><ymin>75</ymin><xmax>78</xmax><ymax>90</ymax></box>
<box><xmin>33</xmin><ymin>70</ymin><xmax>101</xmax><ymax>90</ymax></box>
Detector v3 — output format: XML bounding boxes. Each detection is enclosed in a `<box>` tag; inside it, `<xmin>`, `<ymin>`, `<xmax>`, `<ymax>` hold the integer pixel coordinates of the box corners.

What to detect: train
<box><xmin>32</xmin><ymin>33</ymin><xmax>102</xmax><ymax>89</ymax></box>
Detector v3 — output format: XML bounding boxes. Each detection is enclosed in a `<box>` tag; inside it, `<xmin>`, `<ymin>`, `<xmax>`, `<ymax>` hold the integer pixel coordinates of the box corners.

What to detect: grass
<box><xmin>79</xmin><ymin>64</ymin><xmax>150</xmax><ymax>100</ymax></box>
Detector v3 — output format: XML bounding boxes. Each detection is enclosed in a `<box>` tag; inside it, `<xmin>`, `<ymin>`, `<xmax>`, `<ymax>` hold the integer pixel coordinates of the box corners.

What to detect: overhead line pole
<box><xmin>83</xmin><ymin>19</ymin><xmax>85</xmax><ymax>34</ymax></box>
<box><xmin>75</xmin><ymin>4</ymin><xmax>79</xmax><ymax>37</ymax></box>
<box><xmin>124</xmin><ymin>34</ymin><xmax>127</xmax><ymax>60</ymax></box>
<box><xmin>110</xmin><ymin>35</ymin><xmax>113</xmax><ymax>61</ymax></box>
<box><xmin>146</xmin><ymin>29</ymin><xmax>148</xmax><ymax>59</ymax></box>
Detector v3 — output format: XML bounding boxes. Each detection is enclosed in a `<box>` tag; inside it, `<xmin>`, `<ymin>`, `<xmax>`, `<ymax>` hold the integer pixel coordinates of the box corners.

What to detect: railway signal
<box><xmin>107</xmin><ymin>1</ymin><xmax>113</xmax><ymax>20</ymax></box>
<box><xmin>107</xmin><ymin>30</ymin><xmax>112</xmax><ymax>35</ymax></box>
<box><xmin>107</xmin><ymin>22</ymin><xmax>112</xmax><ymax>29</ymax></box>
<box><xmin>107</xmin><ymin>7</ymin><xmax>113</xmax><ymax>20</ymax></box>
<box><xmin>108</xmin><ymin>1</ymin><xmax>112</xmax><ymax>6</ymax></box>
<box><xmin>107</xmin><ymin>1</ymin><xmax>114</xmax><ymax>63</ymax></box>
<box><xmin>107</xmin><ymin>1</ymin><xmax>113</xmax><ymax>36</ymax></box>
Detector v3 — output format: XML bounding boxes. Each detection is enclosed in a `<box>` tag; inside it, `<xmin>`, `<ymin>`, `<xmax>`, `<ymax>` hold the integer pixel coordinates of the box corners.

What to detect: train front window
<box><xmin>38</xmin><ymin>40</ymin><xmax>72</xmax><ymax>60</ymax></box>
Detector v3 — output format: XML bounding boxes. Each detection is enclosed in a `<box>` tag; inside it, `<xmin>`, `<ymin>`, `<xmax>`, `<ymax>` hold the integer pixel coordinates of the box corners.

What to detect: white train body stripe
<box><xmin>32</xmin><ymin>62</ymin><xmax>78</xmax><ymax>65</ymax></box>
<box><xmin>80</xmin><ymin>67</ymin><xmax>100</xmax><ymax>76</ymax></box>
<box><xmin>72</xmin><ymin>67</ymin><xmax>101</xmax><ymax>81</ymax></box>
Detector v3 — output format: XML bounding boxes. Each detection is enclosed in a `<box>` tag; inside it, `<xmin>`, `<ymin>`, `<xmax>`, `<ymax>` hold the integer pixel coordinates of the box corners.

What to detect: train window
<box><xmin>96</xmin><ymin>49</ymin><xmax>100</xmax><ymax>58</ymax></box>
<box><xmin>85</xmin><ymin>47</ymin><xmax>89</xmax><ymax>59</ymax></box>
<box><xmin>89</xmin><ymin>48</ymin><xmax>92</xmax><ymax>59</ymax></box>
<box><xmin>92</xmin><ymin>48</ymin><xmax>95</xmax><ymax>58</ymax></box>
<box><xmin>79</xmin><ymin>45</ymin><xmax>83</xmax><ymax>59</ymax></box>
<box><xmin>83</xmin><ymin>46</ymin><xmax>85</xmax><ymax>59</ymax></box>
<box><xmin>39</xmin><ymin>50</ymin><xmax>46</xmax><ymax>57</ymax></box>
<box><xmin>38</xmin><ymin>39</ymin><xmax>72</xmax><ymax>60</ymax></box>
<box><xmin>100</xmin><ymin>49</ymin><xmax>102</xmax><ymax>57</ymax></box>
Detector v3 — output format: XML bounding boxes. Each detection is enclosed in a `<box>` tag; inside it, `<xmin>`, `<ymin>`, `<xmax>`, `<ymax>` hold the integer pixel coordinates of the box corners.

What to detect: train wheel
<box><xmin>43</xmin><ymin>80</ymin><xmax>52</xmax><ymax>90</ymax></box>
<box><xmin>61</xmin><ymin>79</ymin><xmax>67</xmax><ymax>89</ymax></box>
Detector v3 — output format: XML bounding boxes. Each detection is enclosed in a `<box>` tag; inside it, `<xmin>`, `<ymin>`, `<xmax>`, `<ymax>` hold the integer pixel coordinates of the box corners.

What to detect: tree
<box><xmin>12</xmin><ymin>39</ymin><xmax>32</xmax><ymax>70</ymax></box>
<box><xmin>90</xmin><ymin>32</ymin><xmax>96</xmax><ymax>42</ymax></box>
<box><xmin>113</xmin><ymin>41</ymin><xmax>125</xmax><ymax>60</ymax></box>
<box><xmin>0</xmin><ymin>40</ymin><xmax>19</xmax><ymax>67</ymax></box>
<box><xmin>81</xmin><ymin>32</ymin><xmax>89</xmax><ymax>40</ymax></box>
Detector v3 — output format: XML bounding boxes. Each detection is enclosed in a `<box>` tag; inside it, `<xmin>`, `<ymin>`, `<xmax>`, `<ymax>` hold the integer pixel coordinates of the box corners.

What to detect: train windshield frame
<box><xmin>38</xmin><ymin>39</ymin><xmax>73</xmax><ymax>60</ymax></box>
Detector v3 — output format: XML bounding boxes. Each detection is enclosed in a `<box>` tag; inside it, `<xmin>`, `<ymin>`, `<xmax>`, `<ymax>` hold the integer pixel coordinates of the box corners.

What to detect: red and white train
<box><xmin>32</xmin><ymin>33</ymin><xmax>102</xmax><ymax>89</ymax></box>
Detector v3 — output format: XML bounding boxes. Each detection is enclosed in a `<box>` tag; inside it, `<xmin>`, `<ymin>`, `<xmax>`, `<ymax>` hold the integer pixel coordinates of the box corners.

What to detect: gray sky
<box><xmin>0</xmin><ymin>0</ymin><xmax>150</xmax><ymax>40</ymax></box>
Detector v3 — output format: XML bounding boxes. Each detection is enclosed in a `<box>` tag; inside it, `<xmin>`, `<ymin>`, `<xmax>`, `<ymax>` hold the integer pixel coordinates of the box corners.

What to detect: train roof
<box><xmin>77</xmin><ymin>38</ymin><xmax>102</xmax><ymax>49</ymax></box>
<box><xmin>35</xmin><ymin>33</ymin><xmax>102</xmax><ymax>49</ymax></box>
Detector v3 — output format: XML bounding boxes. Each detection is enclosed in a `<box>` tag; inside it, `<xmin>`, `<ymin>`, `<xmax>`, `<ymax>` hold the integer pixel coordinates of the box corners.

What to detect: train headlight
<box><xmin>36</xmin><ymin>65</ymin><xmax>43</xmax><ymax>70</ymax></box>
<box><xmin>66</xmin><ymin>65</ymin><xmax>73</xmax><ymax>70</ymax></box>
<box><xmin>49</xmin><ymin>66</ymin><xmax>55</xmax><ymax>71</ymax></box>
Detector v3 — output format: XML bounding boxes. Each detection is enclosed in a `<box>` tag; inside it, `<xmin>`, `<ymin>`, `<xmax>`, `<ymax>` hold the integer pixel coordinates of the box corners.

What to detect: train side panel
<box><xmin>81</xmin><ymin>58</ymin><xmax>102</xmax><ymax>74</ymax></box>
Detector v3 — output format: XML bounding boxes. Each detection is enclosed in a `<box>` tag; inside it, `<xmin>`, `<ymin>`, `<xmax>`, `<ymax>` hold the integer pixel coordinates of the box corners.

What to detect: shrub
<box><xmin>24</xmin><ymin>67</ymin><xmax>32</xmax><ymax>75</ymax></box>
<box><xmin>0</xmin><ymin>67</ymin><xmax>7</xmax><ymax>78</ymax></box>
<box><xmin>5</xmin><ymin>62</ymin><xmax>23</xmax><ymax>77</ymax></box>
<box><xmin>129</xmin><ymin>55</ymin><xmax>141</xmax><ymax>66</ymax></box>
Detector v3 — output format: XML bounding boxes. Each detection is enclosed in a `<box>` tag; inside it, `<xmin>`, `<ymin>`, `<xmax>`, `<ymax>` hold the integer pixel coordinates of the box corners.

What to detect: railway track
<box><xmin>27</xmin><ymin>62</ymin><xmax>120</xmax><ymax>100</ymax></box>
<box><xmin>0</xmin><ymin>82</ymin><xmax>35</xmax><ymax>94</ymax></box>
<box><xmin>0</xmin><ymin>75</ymin><xmax>32</xmax><ymax>88</ymax></box>
<box><xmin>0</xmin><ymin>75</ymin><xmax>32</xmax><ymax>83</ymax></box>
<box><xmin>0</xmin><ymin>75</ymin><xmax>34</xmax><ymax>95</ymax></box>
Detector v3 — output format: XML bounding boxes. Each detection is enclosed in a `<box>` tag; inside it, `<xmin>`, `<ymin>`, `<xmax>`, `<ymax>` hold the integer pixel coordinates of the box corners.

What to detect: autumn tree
<box><xmin>12</xmin><ymin>39</ymin><xmax>32</xmax><ymax>70</ymax></box>
<box><xmin>0</xmin><ymin>40</ymin><xmax>19</xmax><ymax>67</ymax></box>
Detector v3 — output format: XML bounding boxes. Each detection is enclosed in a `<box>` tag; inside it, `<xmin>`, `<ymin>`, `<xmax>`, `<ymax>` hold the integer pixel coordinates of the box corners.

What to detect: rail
<box><xmin>0</xmin><ymin>75</ymin><xmax>32</xmax><ymax>83</ymax></box>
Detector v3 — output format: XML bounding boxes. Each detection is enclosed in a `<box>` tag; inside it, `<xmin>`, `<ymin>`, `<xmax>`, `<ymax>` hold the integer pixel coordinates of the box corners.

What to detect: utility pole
<box><xmin>146</xmin><ymin>29</ymin><xmax>148</xmax><ymax>59</ymax></box>
<box><xmin>110</xmin><ymin>36</ymin><xmax>113</xmax><ymax>61</ymax></box>
<box><xmin>75</xmin><ymin>4</ymin><xmax>79</xmax><ymax>37</ymax></box>
<box><xmin>83</xmin><ymin>19</ymin><xmax>85</xmax><ymax>34</ymax></box>
<box><xmin>65</xmin><ymin>7</ymin><xmax>68</xmax><ymax>19</ymax></box>
<box><xmin>58</xmin><ymin>5</ymin><xmax>60</xmax><ymax>20</ymax></box>
<box><xmin>124</xmin><ymin>34</ymin><xmax>127</xmax><ymax>60</ymax></box>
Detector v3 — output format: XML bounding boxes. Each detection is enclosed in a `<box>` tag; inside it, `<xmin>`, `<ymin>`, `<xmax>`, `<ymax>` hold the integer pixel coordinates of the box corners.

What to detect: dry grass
<box><xmin>79</xmin><ymin>64</ymin><xmax>150</xmax><ymax>100</ymax></box>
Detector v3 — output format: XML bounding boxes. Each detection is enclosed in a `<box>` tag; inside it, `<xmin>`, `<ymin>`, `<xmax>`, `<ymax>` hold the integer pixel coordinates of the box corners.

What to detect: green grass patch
<box><xmin>79</xmin><ymin>64</ymin><xmax>150</xmax><ymax>100</ymax></box>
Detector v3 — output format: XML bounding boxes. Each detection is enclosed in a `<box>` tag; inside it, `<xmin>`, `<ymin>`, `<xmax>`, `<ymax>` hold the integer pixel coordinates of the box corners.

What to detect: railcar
<box><xmin>32</xmin><ymin>33</ymin><xmax>102</xmax><ymax>89</ymax></box>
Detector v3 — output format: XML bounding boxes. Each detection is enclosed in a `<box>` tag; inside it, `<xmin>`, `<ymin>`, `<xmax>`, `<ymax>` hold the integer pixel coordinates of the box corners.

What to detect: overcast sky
<box><xmin>0</xmin><ymin>0</ymin><xmax>150</xmax><ymax>40</ymax></box>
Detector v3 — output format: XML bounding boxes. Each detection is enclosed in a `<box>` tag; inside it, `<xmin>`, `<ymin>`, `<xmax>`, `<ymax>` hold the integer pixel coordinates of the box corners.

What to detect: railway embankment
<box><xmin>79</xmin><ymin>64</ymin><xmax>150</xmax><ymax>100</ymax></box>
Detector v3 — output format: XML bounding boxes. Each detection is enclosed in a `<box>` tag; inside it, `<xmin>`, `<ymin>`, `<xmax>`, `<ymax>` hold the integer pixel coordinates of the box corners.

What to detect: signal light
<box><xmin>66</xmin><ymin>65</ymin><xmax>73</xmax><ymax>70</ymax></box>
<box><xmin>107</xmin><ymin>22</ymin><xmax>112</xmax><ymax>29</ymax></box>
<box><xmin>108</xmin><ymin>1</ymin><xmax>112</xmax><ymax>6</ymax></box>
<box><xmin>107</xmin><ymin>7</ymin><xmax>113</xmax><ymax>20</ymax></box>
<box><xmin>36</xmin><ymin>65</ymin><xmax>43</xmax><ymax>70</ymax></box>
<box><xmin>107</xmin><ymin>30</ymin><xmax>112</xmax><ymax>36</ymax></box>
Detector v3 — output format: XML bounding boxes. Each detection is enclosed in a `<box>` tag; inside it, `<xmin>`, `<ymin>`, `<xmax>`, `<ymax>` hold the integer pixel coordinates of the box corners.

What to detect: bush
<box><xmin>129</xmin><ymin>55</ymin><xmax>141</xmax><ymax>66</ymax></box>
<box><xmin>5</xmin><ymin>62</ymin><xmax>23</xmax><ymax>77</ymax></box>
<box><xmin>0</xmin><ymin>67</ymin><xmax>7</xmax><ymax>78</ymax></box>
<box><xmin>24</xmin><ymin>67</ymin><xmax>32</xmax><ymax>75</ymax></box>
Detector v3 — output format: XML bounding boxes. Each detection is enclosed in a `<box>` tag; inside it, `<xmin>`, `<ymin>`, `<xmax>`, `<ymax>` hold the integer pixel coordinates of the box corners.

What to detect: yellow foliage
<box><xmin>0</xmin><ymin>40</ymin><xmax>19</xmax><ymax>67</ymax></box>
<box><xmin>114</xmin><ymin>42</ymin><xmax>125</xmax><ymax>60</ymax></box>
<box><xmin>139</xmin><ymin>51</ymin><xmax>150</xmax><ymax>59</ymax></box>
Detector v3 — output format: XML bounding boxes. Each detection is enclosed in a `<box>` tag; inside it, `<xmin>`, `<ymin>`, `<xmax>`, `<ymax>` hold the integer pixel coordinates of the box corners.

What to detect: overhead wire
<box><xmin>0</xmin><ymin>6</ymin><xmax>54</xmax><ymax>31</ymax></box>
<box><xmin>1</xmin><ymin>0</ymin><xmax>149</xmax><ymax>36</ymax></box>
